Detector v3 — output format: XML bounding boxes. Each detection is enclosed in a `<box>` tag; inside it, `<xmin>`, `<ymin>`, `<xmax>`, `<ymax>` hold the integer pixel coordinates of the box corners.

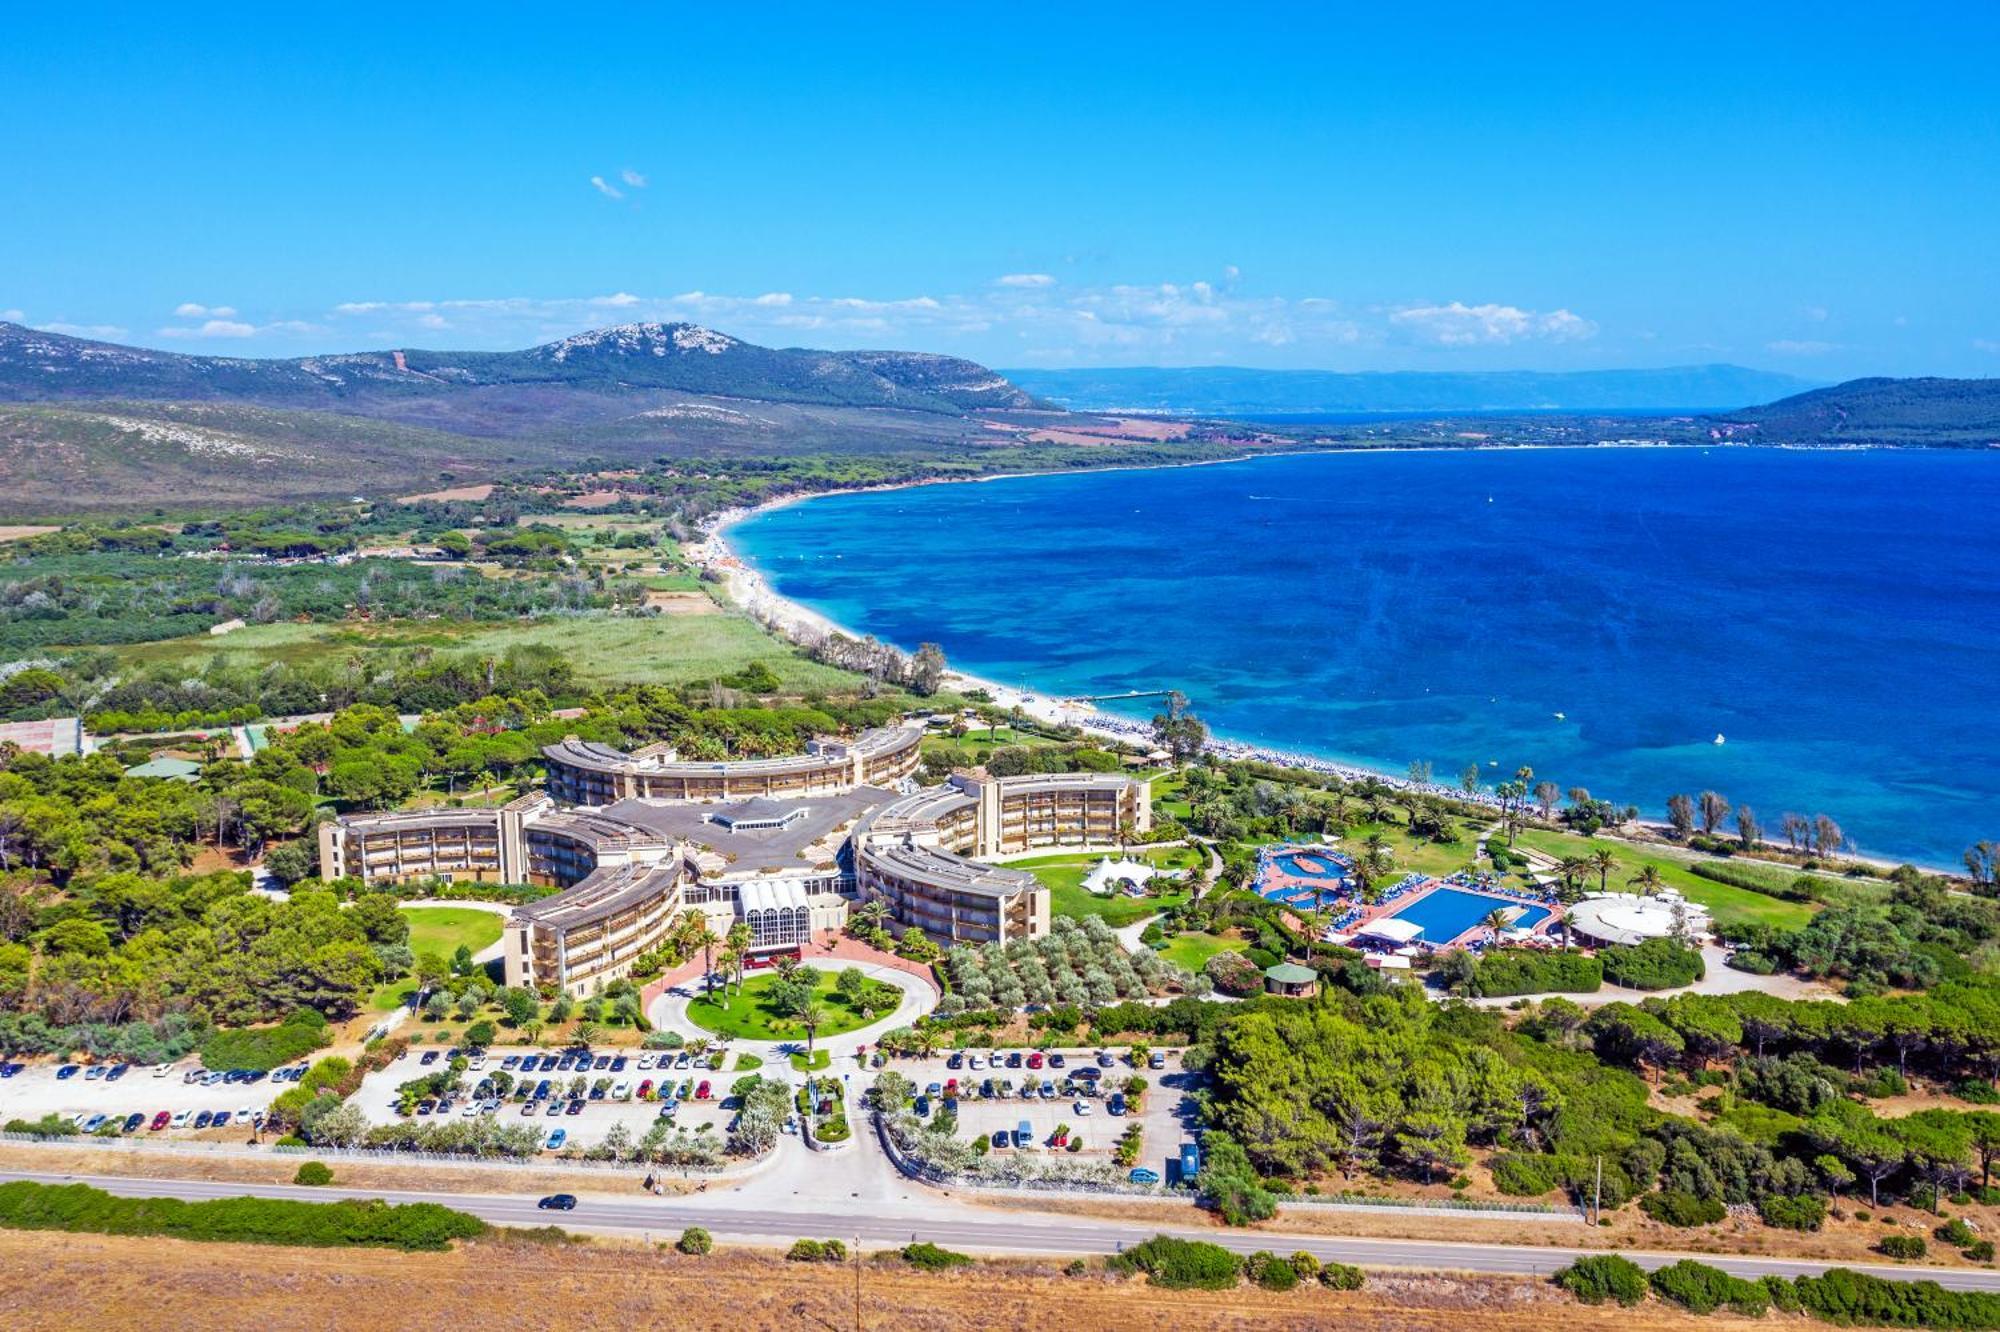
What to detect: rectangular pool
<box><xmin>1385</xmin><ymin>887</ymin><xmax>1550</xmax><ymax>944</ymax></box>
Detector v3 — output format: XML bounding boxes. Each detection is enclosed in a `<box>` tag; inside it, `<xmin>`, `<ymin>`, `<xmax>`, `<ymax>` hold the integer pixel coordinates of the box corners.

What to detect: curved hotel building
<box><xmin>319</xmin><ymin>720</ymin><xmax>1149</xmax><ymax>997</ymax></box>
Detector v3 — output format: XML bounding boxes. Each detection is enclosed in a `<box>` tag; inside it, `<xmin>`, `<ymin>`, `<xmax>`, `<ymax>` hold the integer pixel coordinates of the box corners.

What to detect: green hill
<box><xmin>1720</xmin><ymin>376</ymin><xmax>2000</xmax><ymax>446</ymax></box>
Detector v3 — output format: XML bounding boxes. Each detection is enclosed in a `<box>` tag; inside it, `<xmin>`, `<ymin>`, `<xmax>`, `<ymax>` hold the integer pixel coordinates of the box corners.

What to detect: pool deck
<box><xmin>1254</xmin><ymin>847</ymin><xmax>1565</xmax><ymax>951</ymax></box>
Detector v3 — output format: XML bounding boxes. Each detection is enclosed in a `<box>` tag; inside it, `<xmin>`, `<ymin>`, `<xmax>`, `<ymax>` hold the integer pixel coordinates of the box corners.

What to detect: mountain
<box><xmin>1000</xmin><ymin>363</ymin><xmax>1822</xmax><ymax>415</ymax></box>
<box><xmin>1716</xmin><ymin>376</ymin><xmax>2000</xmax><ymax>447</ymax></box>
<box><xmin>0</xmin><ymin>321</ymin><xmax>1042</xmax><ymax>417</ymax></box>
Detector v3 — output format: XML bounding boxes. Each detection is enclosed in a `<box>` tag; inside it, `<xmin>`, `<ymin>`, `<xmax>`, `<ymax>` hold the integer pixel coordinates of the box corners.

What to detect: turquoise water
<box><xmin>1388</xmin><ymin>887</ymin><xmax>1552</xmax><ymax>942</ymax></box>
<box><xmin>732</xmin><ymin>449</ymin><xmax>2000</xmax><ymax>867</ymax></box>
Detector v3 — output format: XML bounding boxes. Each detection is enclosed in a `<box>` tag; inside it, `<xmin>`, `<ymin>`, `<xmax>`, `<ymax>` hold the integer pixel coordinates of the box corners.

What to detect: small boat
<box><xmin>1713</xmin><ymin>733</ymin><xmax>1726</xmax><ymax>745</ymax></box>
<box><xmin>1553</xmin><ymin>711</ymin><xmax>1566</xmax><ymax>721</ymax></box>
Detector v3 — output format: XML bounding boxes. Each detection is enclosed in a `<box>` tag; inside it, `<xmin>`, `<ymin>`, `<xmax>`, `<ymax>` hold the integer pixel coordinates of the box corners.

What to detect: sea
<box><xmin>730</xmin><ymin>448</ymin><xmax>2000</xmax><ymax>868</ymax></box>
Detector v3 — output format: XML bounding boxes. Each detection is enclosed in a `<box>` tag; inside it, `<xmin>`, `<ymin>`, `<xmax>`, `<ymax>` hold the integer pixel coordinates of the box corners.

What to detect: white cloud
<box><xmin>589</xmin><ymin>292</ymin><xmax>642</xmax><ymax>307</ymax></box>
<box><xmin>997</xmin><ymin>273</ymin><xmax>1056</xmax><ymax>288</ymax></box>
<box><xmin>753</xmin><ymin>292</ymin><xmax>792</xmax><ymax>306</ymax></box>
<box><xmin>620</xmin><ymin>168</ymin><xmax>647</xmax><ymax>188</ymax></box>
<box><xmin>36</xmin><ymin>322</ymin><xmax>129</xmax><ymax>339</ymax></box>
<box><xmin>1765</xmin><ymin>338</ymin><xmax>1838</xmax><ymax>356</ymax></box>
<box><xmin>1803</xmin><ymin>305</ymin><xmax>1830</xmax><ymax>323</ymax></box>
<box><xmin>173</xmin><ymin>302</ymin><xmax>237</xmax><ymax>318</ymax></box>
<box><xmin>588</xmin><ymin>175</ymin><xmax>623</xmax><ymax>200</ymax></box>
<box><xmin>1972</xmin><ymin>338</ymin><xmax>2000</xmax><ymax>355</ymax></box>
<box><xmin>1</xmin><ymin>308</ymin><xmax>23</xmax><ymax>322</ymax></box>
<box><xmin>158</xmin><ymin>319</ymin><xmax>257</xmax><ymax>339</ymax></box>
<box><xmin>415</xmin><ymin>313</ymin><xmax>449</xmax><ymax>330</ymax></box>
<box><xmin>1390</xmin><ymin>301</ymin><xmax>1597</xmax><ymax>346</ymax></box>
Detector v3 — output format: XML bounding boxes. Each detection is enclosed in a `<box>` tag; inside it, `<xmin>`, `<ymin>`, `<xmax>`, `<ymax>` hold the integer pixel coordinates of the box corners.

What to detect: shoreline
<box><xmin>687</xmin><ymin>451</ymin><xmax>1953</xmax><ymax>874</ymax></box>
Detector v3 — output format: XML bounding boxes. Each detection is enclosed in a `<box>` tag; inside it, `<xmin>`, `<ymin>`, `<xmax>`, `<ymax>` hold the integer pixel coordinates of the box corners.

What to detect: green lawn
<box><xmin>368</xmin><ymin>907</ymin><xmax>505</xmax><ymax>1011</ymax></box>
<box><xmin>1148</xmin><ymin>771</ymin><xmax>1192</xmax><ymax>823</ymax></box>
<box><xmin>1333</xmin><ymin>815</ymin><xmax>1492</xmax><ymax>880</ymax></box>
<box><xmin>1013</xmin><ymin>846</ymin><xmax>1203</xmax><ymax>927</ymax></box>
<box><xmin>1158</xmin><ymin>931</ymin><xmax>1248</xmax><ymax>971</ymax></box>
<box><xmin>684</xmin><ymin>970</ymin><xmax>891</xmax><ymax>1042</ymax></box>
<box><xmin>1509</xmin><ymin>829</ymin><xmax>1816</xmax><ymax>931</ymax></box>
<box><xmin>97</xmin><ymin>609</ymin><xmax>860</xmax><ymax>692</ymax></box>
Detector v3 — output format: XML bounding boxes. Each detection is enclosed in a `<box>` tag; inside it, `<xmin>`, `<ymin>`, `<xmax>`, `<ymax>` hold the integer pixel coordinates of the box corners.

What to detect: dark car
<box><xmin>1096</xmin><ymin>1051</ymin><xmax>1115</xmax><ymax>1068</ymax></box>
<box><xmin>946</xmin><ymin>1051</ymin><xmax>963</xmax><ymax>1070</ymax></box>
<box><xmin>1047</xmin><ymin>1053</ymin><xmax>1066</xmax><ymax>1068</ymax></box>
<box><xmin>415</xmin><ymin>1098</ymin><xmax>437</xmax><ymax>1115</ymax></box>
<box><xmin>1005</xmin><ymin>1052</ymin><xmax>1023</xmax><ymax>1069</ymax></box>
<box><xmin>192</xmin><ymin>1110</ymin><xmax>213</xmax><ymax>1129</ymax></box>
<box><xmin>56</xmin><ymin>1064</ymin><xmax>78</xmax><ymax>1079</ymax></box>
<box><xmin>535</xmin><ymin>1079</ymin><xmax>553</xmax><ymax>1099</ymax></box>
<box><xmin>420</xmin><ymin>1051</ymin><xmax>439</xmax><ymax>1066</ymax></box>
<box><xmin>500</xmin><ymin>1055</ymin><xmax>519</xmax><ymax>1070</ymax></box>
<box><xmin>121</xmin><ymin>1113</ymin><xmax>144</xmax><ymax>1132</ymax></box>
<box><xmin>105</xmin><ymin>1064</ymin><xmax>129</xmax><ymax>1081</ymax></box>
<box><xmin>212</xmin><ymin>1110</ymin><xmax>232</xmax><ymax>1128</ymax></box>
<box><xmin>537</xmin><ymin>1194</ymin><xmax>577</xmax><ymax>1211</ymax></box>
<box><xmin>913</xmin><ymin>1096</ymin><xmax>931</xmax><ymax>1117</ymax></box>
<box><xmin>588</xmin><ymin>1085</ymin><xmax>606</xmax><ymax>1101</ymax></box>
<box><xmin>565</xmin><ymin>1099</ymin><xmax>584</xmax><ymax>1116</ymax></box>
<box><xmin>610</xmin><ymin>1056</ymin><xmax>627</xmax><ymax>1072</ymax></box>
<box><xmin>593</xmin><ymin>1055</ymin><xmax>610</xmax><ymax>1071</ymax></box>
<box><xmin>1072</xmin><ymin>1066</ymin><xmax>1101</xmax><ymax>1082</ymax></box>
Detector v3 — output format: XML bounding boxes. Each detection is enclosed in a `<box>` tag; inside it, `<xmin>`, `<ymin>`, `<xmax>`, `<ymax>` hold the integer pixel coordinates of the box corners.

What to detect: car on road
<box><xmin>1128</xmin><ymin>1167</ymin><xmax>1161</xmax><ymax>1185</ymax></box>
<box><xmin>149</xmin><ymin>1111</ymin><xmax>171</xmax><ymax>1131</ymax></box>
<box><xmin>537</xmin><ymin>1193</ymin><xmax>576</xmax><ymax>1209</ymax></box>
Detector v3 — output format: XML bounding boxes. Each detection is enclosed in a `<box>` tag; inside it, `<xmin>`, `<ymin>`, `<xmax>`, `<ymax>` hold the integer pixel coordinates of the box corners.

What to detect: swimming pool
<box><xmin>1383</xmin><ymin>887</ymin><xmax>1551</xmax><ymax>944</ymax></box>
<box><xmin>1272</xmin><ymin>852</ymin><xmax>1348</xmax><ymax>880</ymax></box>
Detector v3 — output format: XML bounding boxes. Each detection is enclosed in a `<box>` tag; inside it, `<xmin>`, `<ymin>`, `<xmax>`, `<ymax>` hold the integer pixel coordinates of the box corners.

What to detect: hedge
<box><xmin>1639</xmin><ymin>1190</ymin><xmax>1725</xmax><ymax>1227</ymax></box>
<box><xmin>1469</xmin><ymin>949</ymin><xmax>1602</xmax><ymax>998</ymax></box>
<box><xmin>1793</xmin><ymin>1267</ymin><xmax>2000</xmax><ymax>1329</ymax></box>
<box><xmin>1599</xmin><ymin>938</ymin><xmax>1704</xmax><ymax>991</ymax></box>
<box><xmin>901</xmin><ymin>1241</ymin><xmax>973</xmax><ymax>1271</ymax></box>
<box><xmin>199</xmin><ymin>1011</ymin><xmax>331</xmax><ymax>1073</ymax></box>
<box><xmin>1759</xmin><ymin>1194</ymin><xmax>1827</xmax><ymax>1232</ymax></box>
<box><xmin>0</xmin><ymin>1181</ymin><xmax>485</xmax><ymax>1252</ymax></box>
<box><xmin>1877</xmin><ymin>1234</ymin><xmax>1928</xmax><ymax>1260</ymax></box>
<box><xmin>1649</xmin><ymin>1259</ymin><xmax>1771</xmax><ymax>1317</ymax></box>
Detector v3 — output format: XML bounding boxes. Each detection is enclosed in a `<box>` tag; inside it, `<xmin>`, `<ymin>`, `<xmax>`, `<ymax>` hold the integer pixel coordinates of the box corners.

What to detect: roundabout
<box><xmin>649</xmin><ymin>958</ymin><xmax>939</xmax><ymax>1056</ymax></box>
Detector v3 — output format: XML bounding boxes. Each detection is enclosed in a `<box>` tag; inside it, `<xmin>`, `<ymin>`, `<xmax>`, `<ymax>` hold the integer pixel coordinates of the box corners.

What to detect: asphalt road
<box><xmin>6</xmin><ymin>1168</ymin><xmax>2000</xmax><ymax>1293</ymax></box>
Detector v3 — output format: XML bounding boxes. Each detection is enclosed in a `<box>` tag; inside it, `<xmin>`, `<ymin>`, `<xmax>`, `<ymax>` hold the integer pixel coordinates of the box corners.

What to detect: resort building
<box><xmin>319</xmin><ymin>722</ymin><xmax>1151</xmax><ymax>993</ymax></box>
<box><xmin>1263</xmin><ymin>962</ymin><xmax>1320</xmax><ymax>998</ymax></box>
<box><xmin>539</xmin><ymin>722</ymin><xmax>924</xmax><ymax>804</ymax></box>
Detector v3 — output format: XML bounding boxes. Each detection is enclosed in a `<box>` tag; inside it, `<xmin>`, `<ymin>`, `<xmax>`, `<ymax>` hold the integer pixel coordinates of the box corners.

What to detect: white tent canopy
<box><xmin>1356</xmin><ymin>917</ymin><xmax>1425</xmax><ymax>945</ymax></box>
<box><xmin>1083</xmin><ymin>857</ymin><xmax>1158</xmax><ymax>897</ymax></box>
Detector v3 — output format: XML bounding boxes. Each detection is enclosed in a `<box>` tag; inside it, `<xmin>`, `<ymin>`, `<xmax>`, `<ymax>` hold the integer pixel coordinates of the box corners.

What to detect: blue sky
<box><xmin>4</xmin><ymin>3</ymin><xmax>1996</xmax><ymax>376</ymax></box>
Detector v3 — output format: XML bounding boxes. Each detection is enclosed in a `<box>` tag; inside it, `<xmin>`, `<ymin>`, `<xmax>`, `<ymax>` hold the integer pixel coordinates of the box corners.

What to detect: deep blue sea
<box><xmin>732</xmin><ymin>449</ymin><xmax>2000</xmax><ymax>867</ymax></box>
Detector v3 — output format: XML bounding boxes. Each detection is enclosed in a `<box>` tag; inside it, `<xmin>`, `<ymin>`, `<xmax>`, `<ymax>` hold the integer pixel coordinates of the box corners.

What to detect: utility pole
<box><xmin>1593</xmin><ymin>1154</ymin><xmax>1602</xmax><ymax>1224</ymax></box>
<box><xmin>853</xmin><ymin>1233</ymin><xmax>862</xmax><ymax>1332</ymax></box>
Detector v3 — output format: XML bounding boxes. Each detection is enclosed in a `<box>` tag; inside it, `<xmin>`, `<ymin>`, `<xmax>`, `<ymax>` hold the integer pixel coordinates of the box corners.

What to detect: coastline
<box><xmin>688</xmin><ymin>452</ymin><xmax>1515</xmax><ymax>808</ymax></box>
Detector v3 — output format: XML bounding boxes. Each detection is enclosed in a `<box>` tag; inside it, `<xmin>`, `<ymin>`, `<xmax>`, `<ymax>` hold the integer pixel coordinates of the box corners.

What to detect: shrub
<box><xmin>1639</xmin><ymin>1190</ymin><xmax>1725</xmax><ymax>1227</ymax></box>
<box><xmin>676</xmin><ymin>1226</ymin><xmax>712</xmax><ymax>1256</ymax></box>
<box><xmin>3</xmin><ymin>1114</ymin><xmax>78</xmax><ymax>1138</ymax></box>
<box><xmin>1967</xmin><ymin>1240</ymin><xmax>1996</xmax><ymax>1263</ymax></box>
<box><xmin>1877</xmin><ymin>1234</ymin><xmax>1928</xmax><ymax>1260</ymax></box>
<box><xmin>1936</xmin><ymin>1218</ymin><xmax>1977</xmax><ymax>1247</ymax></box>
<box><xmin>1119</xmin><ymin>1235</ymin><xmax>1243</xmax><ymax>1290</ymax></box>
<box><xmin>1318</xmin><ymin>1261</ymin><xmax>1365</xmax><ymax>1291</ymax></box>
<box><xmin>198</xmin><ymin>1013</ymin><xmax>331</xmax><ymax>1073</ymax></box>
<box><xmin>1759</xmin><ymin>1194</ymin><xmax>1826</xmax><ymax>1232</ymax></box>
<box><xmin>1762</xmin><ymin>1275</ymin><xmax>1802</xmax><ymax>1312</ymax></box>
<box><xmin>1245</xmin><ymin>1250</ymin><xmax>1298</xmax><ymax>1291</ymax></box>
<box><xmin>1489</xmin><ymin>1152</ymin><xmax>1563</xmax><ymax>1197</ymax></box>
<box><xmin>1469</xmin><ymin>949</ymin><xmax>1602</xmax><ymax>997</ymax></box>
<box><xmin>787</xmin><ymin>1238</ymin><xmax>847</xmax><ymax>1263</ymax></box>
<box><xmin>1287</xmin><ymin>1250</ymin><xmax>1321</xmax><ymax>1282</ymax></box>
<box><xmin>1553</xmin><ymin>1254</ymin><xmax>1648</xmax><ymax>1306</ymax></box>
<box><xmin>902</xmin><ymin>1241</ymin><xmax>973</xmax><ymax>1271</ymax></box>
<box><xmin>1649</xmin><ymin>1259</ymin><xmax>1771</xmax><ymax>1316</ymax></box>
<box><xmin>292</xmin><ymin>1162</ymin><xmax>334</xmax><ymax>1187</ymax></box>
<box><xmin>463</xmin><ymin>1020</ymin><xmax>496</xmax><ymax>1049</ymax></box>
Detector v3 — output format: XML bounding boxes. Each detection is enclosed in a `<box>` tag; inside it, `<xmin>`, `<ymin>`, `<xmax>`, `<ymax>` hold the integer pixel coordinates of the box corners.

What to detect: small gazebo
<box><xmin>1262</xmin><ymin>962</ymin><xmax>1319</xmax><ymax>998</ymax></box>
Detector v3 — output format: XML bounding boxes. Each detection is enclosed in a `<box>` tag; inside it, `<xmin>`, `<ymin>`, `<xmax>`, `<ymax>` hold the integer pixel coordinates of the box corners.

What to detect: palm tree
<box><xmin>773</xmin><ymin>954</ymin><xmax>802</xmax><ymax>982</ymax></box>
<box><xmin>678</xmin><ymin>912</ymin><xmax>720</xmax><ymax>996</ymax></box>
<box><xmin>795</xmin><ymin>997</ymin><xmax>826</xmax><ymax>1058</ymax></box>
<box><xmin>1630</xmin><ymin>864</ymin><xmax>1664</xmax><ymax>897</ymax></box>
<box><xmin>1555</xmin><ymin>856</ymin><xmax>1591</xmax><ymax>904</ymax></box>
<box><xmin>1589</xmin><ymin>847</ymin><xmax>1617</xmax><ymax>893</ymax></box>
<box><xmin>854</xmin><ymin>898</ymin><xmax>891</xmax><ymax>935</ymax></box>
<box><xmin>716</xmin><ymin>946</ymin><xmax>742</xmax><ymax>999</ymax></box>
<box><xmin>724</xmin><ymin>921</ymin><xmax>753</xmax><ymax>992</ymax></box>
<box><xmin>1482</xmin><ymin>907</ymin><xmax>1511</xmax><ymax>948</ymax></box>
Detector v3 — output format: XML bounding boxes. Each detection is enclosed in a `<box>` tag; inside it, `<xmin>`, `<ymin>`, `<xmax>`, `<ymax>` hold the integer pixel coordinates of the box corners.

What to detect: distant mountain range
<box><xmin>0</xmin><ymin>320</ymin><xmax>1040</xmax><ymax>417</ymax></box>
<box><xmin>1000</xmin><ymin>363</ymin><xmax>1823</xmax><ymax>414</ymax></box>
<box><xmin>1717</xmin><ymin>376</ymin><xmax>2000</xmax><ymax>447</ymax></box>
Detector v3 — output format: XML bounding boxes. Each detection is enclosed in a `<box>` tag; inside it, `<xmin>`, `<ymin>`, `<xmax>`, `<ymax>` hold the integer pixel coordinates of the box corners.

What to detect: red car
<box><xmin>637</xmin><ymin>1079</ymin><xmax>653</xmax><ymax>1100</ymax></box>
<box><xmin>1026</xmin><ymin>1052</ymin><xmax>1044</xmax><ymax>1070</ymax></box>
<box><xmin>944</xmin><ymin>1078</ymin><xmax>958</xmax><ymax>1096</ymax></box>
<box><xmin>695</xmin><ymin>1080</ymin><xmax>712</xmax><ymax>1100</ymax></box>
<box><xmin>149</xmin><ymin>1111</ymin><xmax>170</xmax><ymax>1131</ymax></box>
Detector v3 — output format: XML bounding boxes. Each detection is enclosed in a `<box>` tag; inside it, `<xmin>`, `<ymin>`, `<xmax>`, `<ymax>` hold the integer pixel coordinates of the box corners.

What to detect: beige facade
<box><xmin>540</xmin><ymin>723</ymin><xmax>923</xmax><ymax>805</ymax></box>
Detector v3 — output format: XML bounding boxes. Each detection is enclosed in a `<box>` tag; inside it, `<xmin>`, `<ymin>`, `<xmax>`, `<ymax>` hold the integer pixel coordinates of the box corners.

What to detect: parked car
<box><xmin>81</xmin><ymin>1114</ymin><xmax>107</xmax><ymax>1132</ymax></box>
<box><xmin>1096</xmin><ymin>1050</ymin><xmax>1114</xmax><ymax>1068</ymax></box>
<box><xmin>611</xmin><ymin>1081</ymin><xmax>632</xmax><ymax>1100</ymax></box>
<box><xmin>56</xmin><ymin>1064</ymin><xmax>78</xmax><ymax>1079</ymax></box>
<box><xmin>105</xmin><ymin>1064</ymin><xmax>129</xmax><ymax>1081</ymax></box>
<box><xmin>170</xmin><ymin>1110</ymin><xmax>192</xmax><ymax>1129</ymax></box>
<box><xmin>913</xmin><ymin>1095</ymin><xmax>931</xmax><ymax>1117</ymax></box>
<box><xmin>1005</xmin><ymin>1052</ymin><xmax>1022</xmax><ymax>1069</ymax></box>
<box><xmin>967</xmin><ymin>1054</ymin><xmax>983</xmax><ymax>1070</ymax></box>
<box><xmin>149</xmin><ymin>1111</ymin><xmax>171</xmax><ymax>1131</ymax></box>
<box><xmin>592</xmin><ymin>1055</ymin><xmax>610</xmax><ymax>1071</ymax></box>
<box><xmin>1129</xmin><ymin>1167</ymin><xmax>1161</xmax><ymax>1185</ymax></box>
<box><xmin>1074</xmin><ymin>1099</ymin><xmax>1092</xmax><ymax>1116</ymax></box>
<box><xmin>637</xmin><ymin>1055</ymin><xmax>655</xmax><ymax>1070</ymax></box>
<box><xmin>212</xmin><ymin>1111</ymin><xmax>232</xmax><ymax>1128</ymax></box>
<box><xmin>500</xmin><ymin>1055</ymin><xmax>518</xmax><ymax>1070</ymax></box>
<box><xmin>1108</xmin><ymin>1092</ymin><xmax>1127</xmax><ymax>1116</ymax></box>
<box><xmin>1014</xmin><ymin>1120</ymin><xmax>1034</xmax><ymax>1149</ymax></box>
<box><xmin>1148</xmin><ymin>1050</ymin><xmax>1167</xmax><ymax>1070</ymax></box>
<box><xmin>637</xmin><ymin>1079</ymin><xmax>654</xmax><ymax>1100</ymax></box>
<box><xmin>695</xmin><ymin>1080</ymin><xmax>711</xmax><ymax>1100</ymax></box>
<box><xmin>521</xmin><ymin>1101</ymin><xmax>540</xmax><ymax>1117</ymax></box>
<box><xmin>1025</xmin><ymin>1052</ymin><xmax>1043</xmax><ymax>1070</ymax></box>
<box><xmin>420</xmin><ymin>1051</ymin><xmax>439</xmax><ymax>1066</ymax></box>
<box><xmin>192</xmin><ymin>1111</ymin><xmax>212</xmax><ymax>1130</ymax></box>
<box><xmin>946</xmin><ymin>1052</ymin><xmax>964</xmax><ymax>1070</ymax></box>
<box><xmin>546</xmin><ymin>1101</ymin><xmax>563</xmax><ymax>1117</ymax></box>
<box><xmin>565</xmin><ymin>1099</ymin><xmax>584</xmax><ymax>1116</ymax></box>
<box><xmin>925</xmin><ymin>1082</ymin><xmax>943</xmax><ymax>1098</ymax></box>
<box><xmin>610</xmin><ymin>1056</ymin><xmax>627</xmax><ymax>1072</ymax></box>
<box><xmin>543</xmin><ymin>1131</ymin><xmax>567</xmax><ymax>1151</ymax></box>
<box><xmin>85</xmin><ymin>1065</ymin><xmax>106</xmax><ymax>1081</ymax></box>
<box><xmin>1180</xmin><ymin>1141</ymin><xmax>1202</xmax><ymax>1182</ymax></box>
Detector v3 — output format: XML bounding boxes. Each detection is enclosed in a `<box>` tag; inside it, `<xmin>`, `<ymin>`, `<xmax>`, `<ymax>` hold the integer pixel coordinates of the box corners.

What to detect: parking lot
<box><xmin>0</xmin><ymin>1060</ymin><xmax>288</xmax><ymax>1137</ymax></box>
<box><xmin>347</xmin><ymin>1044</ymin><xmax>740</xmax><ymax>1150</ymax></box>
<box><xmin>873</xmin><ymin>1046</ymin><xmax>1199</xmax><ymax>1180</ymax></box>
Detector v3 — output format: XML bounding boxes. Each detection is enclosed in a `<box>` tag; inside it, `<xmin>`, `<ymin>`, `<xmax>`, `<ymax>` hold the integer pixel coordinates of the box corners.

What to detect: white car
<box><xmin>611</xmin><ymin>1080</ymin><xmax>632</xmax><ymax>1101</ymax></box>
<box><xmin>152</xmin><ymin>1063</ymin><xmax>174</xmax><ymax>1078</ymax></box>
<box><xmin>636</xmin><ymin>1055</ymin><xmax>655</xmax><ymax>1070</ymax></box>
<box><xmin>461</xmin><ymin>1103</ymin><xmax>479</xmax><ymax>1117</ymax></box>
<box><xmin>469</xmin><ymin>1055</ymin><xmax>487</xmax><ymax>1070</ymax></box>
<box><xmin>170</xmin><ymin>1110</ymin><xmax>192</xmax><ymax>1129</ymax></box>
<box><xmin>967</xmin><ymin>1055</ymin><xmax>984</xmax><ymax>1070</ymax></box>
<box><xmin>1074</xmin><ymin>1099</ymin><xmax>1092</xmax><ymax>1115</ymax></box>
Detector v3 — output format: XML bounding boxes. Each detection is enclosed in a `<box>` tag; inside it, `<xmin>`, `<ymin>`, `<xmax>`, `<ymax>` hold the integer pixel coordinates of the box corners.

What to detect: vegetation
<box><xmin>900</xmin><ymin>1241</ymin><xmax>973</xmax><ymax>1271</ymax></box>
<box><xmin>292</xmin><ymin>1162</ymin><xmax>334</xmax><ymax>1187</ymax></box>
<box><xmin>675</xmin><ymin>1226</ymin><xmax>713</xmax><ymax>1256</ymax></box>
<box><xmin>0</xmin><ymin>1180</ymin><xmax>484</xmax><ymax>1252</ymax></box>
<box><xmin>1108</xmin><ymin>1234</ymin><xmax>1243</xmax><ymax>1290</ymax></box>
<box><xmin>1552</xmin><ymin>1254</ymin><xmax>1648</xmax><ymax>1306</ymax></box>
<box><xmin>684</xmin><ymin>968</ymin><xmax>896</xmax><ymax>1043</ymax></box>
